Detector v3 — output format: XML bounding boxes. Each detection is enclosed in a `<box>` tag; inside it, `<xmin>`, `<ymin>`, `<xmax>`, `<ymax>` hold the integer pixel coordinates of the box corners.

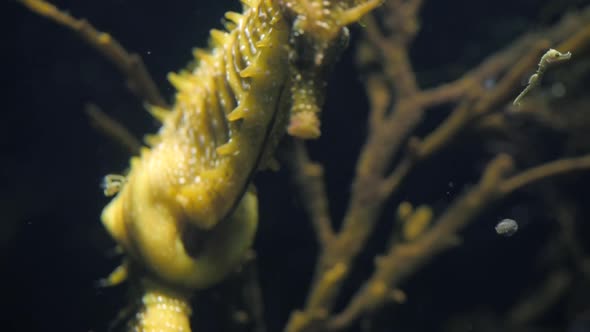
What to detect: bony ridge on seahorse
<box><xmin>20</xmin><ymin>0</ymin><xmax>382</xmax><ymax>330</ymax></box>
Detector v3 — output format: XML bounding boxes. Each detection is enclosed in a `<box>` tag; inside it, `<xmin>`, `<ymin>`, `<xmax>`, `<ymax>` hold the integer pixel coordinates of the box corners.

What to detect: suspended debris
<box><xmin>495</xmin><ymin>218</ymin><xmax>519</xmax><ymax>237</ymax></box>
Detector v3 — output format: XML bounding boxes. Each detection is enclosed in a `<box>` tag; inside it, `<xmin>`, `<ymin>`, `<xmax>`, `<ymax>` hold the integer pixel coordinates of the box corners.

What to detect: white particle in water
<box><xmin>495</xmin><ymin>218</ymin><xmax>518</xmax><ymax>237</ymax></box>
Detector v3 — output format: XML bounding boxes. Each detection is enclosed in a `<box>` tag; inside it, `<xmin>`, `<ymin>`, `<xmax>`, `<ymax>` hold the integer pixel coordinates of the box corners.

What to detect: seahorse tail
<box><xmin>131</xmin><ymin>282</ymin><xmax>192</xmax><ymax>332</ymax></box>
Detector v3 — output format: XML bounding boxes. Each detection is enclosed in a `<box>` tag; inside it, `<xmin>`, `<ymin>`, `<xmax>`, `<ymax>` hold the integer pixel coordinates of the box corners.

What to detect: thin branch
<box><xmin>365</xmin><ymin>74</ymin><xmax>391</xmax><ymax>131</ymax></box>
<box><xmin>85</xmin><ymin>103</ymin><xmax>142</xmax><ymax>155</ymax></box>
<box><xmin>378</xmin><ymin>39</ymin><xmax>546</xmax><ymax>205</ymax></box>
<box><xmin>400</xmin><ymin>7</ymin><xmax>590</xmax><ymax>112</ymax></box>
<box><xmin>380</xmin><ymin>21</ymin><xmax>590</xmax><ymax>197</ymax></box>
<box><xmin>328</xmin><ymin>153</ymin><xmax>590</xmax><ymax>329</ymax></box>
<box><xmin>327</xmin><ymin>154</ymin><xmax>514</xmax><ymax>329</ymax></box>
<box><xmin>506</xmin><ymin>270</ymin><xmax>572</xmax><ymax>326</ymax></box>
<box><xmin>240</xmin><ymin>251</ymin><xmax>267</xmax><ymax>332</ymax></box>
<box><xmin>20</xmin><ymin>0</ymin><xmax>169</xmax><ymax>108</ymax></box>
<box><xmin>288</xmin><ymin>139</ymin><xmax>335</xmax><ymax>246</ymax></box>
<box><xmin>499</xmin><ymin>155</ymin><xmax>590</xmax><ymax>195</ymax></box>
<box><xmin>284</xmin><ymin>5</ymin><xmax>590</xmax><ymax>332</ymax></box>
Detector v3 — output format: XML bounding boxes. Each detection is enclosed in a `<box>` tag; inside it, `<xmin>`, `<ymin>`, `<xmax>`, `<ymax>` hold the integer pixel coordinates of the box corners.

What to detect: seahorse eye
<box><xmin>321</xmin><ymin>27</ymin><xmax>350</xmax><ymax>69</ymax></box>
<box><xmin>289</xmin><ymin>31</ymin><xmax>317</xmax><ymax>70</ymax></box>
<box><xmin>289</xmin><ymin>26</ymin><xmax>350</xmax><ymax>73</ymax></box>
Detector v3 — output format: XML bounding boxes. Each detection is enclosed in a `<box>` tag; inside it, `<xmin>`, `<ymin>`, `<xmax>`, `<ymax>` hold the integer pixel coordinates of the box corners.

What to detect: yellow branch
<box><xmin>19</xmin><ymin>0</ymin><xmax>168</xmax><ymax>108</ymax></box>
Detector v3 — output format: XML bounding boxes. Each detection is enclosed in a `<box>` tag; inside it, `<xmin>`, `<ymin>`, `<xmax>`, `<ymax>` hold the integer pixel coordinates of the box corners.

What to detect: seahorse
<box><xmin>21</xmin><ymin>0</ymin><xmax>382</xmax><ymax>330</ymax></box>
<box><xmin>513</xmin><ymin>48</ymin><xmax>571</xmax><ymax>106</ymax></box>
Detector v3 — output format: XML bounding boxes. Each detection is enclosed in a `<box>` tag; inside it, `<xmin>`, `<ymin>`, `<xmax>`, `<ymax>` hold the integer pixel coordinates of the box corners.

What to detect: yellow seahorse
<box><xmin>20</xmin><ymin>0</ymin><xmax>382</xmax><ymax>330</ymax></box>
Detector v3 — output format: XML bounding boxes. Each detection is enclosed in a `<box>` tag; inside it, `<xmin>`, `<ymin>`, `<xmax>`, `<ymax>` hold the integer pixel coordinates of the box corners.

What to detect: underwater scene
<box><xmin>5</xmin><ymin>0</ymin><xmax>590</xmax><ymax>331</ymax></box>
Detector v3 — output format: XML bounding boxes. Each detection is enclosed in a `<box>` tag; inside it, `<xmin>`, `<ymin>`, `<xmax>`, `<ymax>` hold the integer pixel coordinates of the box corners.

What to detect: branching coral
<box><xmin>15</xmin><ymin>0</ymin><xmax>590</xmax><ymax>331</ymax></box>
<box><xmin>285</xmin><ymin>2</ymin><xmax>590</xmax><ymax>331</ymax></box>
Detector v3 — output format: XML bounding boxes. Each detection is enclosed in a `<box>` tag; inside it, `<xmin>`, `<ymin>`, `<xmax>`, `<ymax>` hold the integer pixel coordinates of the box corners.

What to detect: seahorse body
<box><xmin>98</xmin><ymin>0</ymin><xmax>382</xmax><ymax>330</ymax></box>
<box><xmin>103</xmin><ymin>0</ymin><xmax>288</xmax><ymax>290</ymax></box>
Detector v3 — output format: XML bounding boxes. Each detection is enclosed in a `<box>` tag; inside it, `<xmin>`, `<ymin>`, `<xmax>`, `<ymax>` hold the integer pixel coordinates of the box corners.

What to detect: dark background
<box><xmin>4</xmin><ymin>0</ymin><xmax>589</xmax><ymax>331</ymax></box>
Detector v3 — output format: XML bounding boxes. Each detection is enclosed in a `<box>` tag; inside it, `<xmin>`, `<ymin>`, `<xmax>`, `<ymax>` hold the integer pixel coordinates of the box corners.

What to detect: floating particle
<box><xmin>484</xmin><ymin>78</ymin><xmax>496</xmax><ymax>89</ymax></box>
<box><xmin>101</xmin><ymin>174</ymin><xmax>127</xmax><ymax>197</ymax></box>
<box><xmin>495</xmin><ymin>218</ymin><xmax>518</xmax><ymax>236</ymax></box>
<box><xmin>551</xmin><ymin>82</ymin><xmax>566</xmax><ymax>97</ymax></box>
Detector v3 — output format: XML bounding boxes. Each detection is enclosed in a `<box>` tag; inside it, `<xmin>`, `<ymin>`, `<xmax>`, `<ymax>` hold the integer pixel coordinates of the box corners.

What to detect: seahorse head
<box><xmin>280</xmin><ymin>0</ymin><xmax>383</xmax><ymax>139</ymax></box>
